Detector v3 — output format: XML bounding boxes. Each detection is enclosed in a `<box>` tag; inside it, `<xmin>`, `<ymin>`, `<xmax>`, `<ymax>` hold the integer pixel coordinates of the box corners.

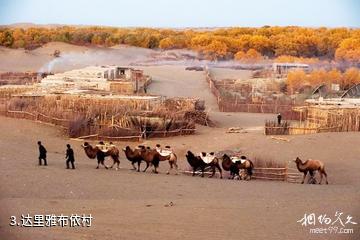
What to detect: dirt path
<box><xmin>141</xmin><ymin>65</ymin><xmax>274</xmax><ymax>128</ymax></box>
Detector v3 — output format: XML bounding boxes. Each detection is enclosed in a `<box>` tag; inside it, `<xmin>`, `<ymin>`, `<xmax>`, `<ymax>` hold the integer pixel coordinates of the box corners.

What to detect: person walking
<box><xmin>65</xmin><ymin>144</ymin><xmax>75</xmax><ymax>169</ymax></box>
<box><xmin>37</xmin><ymin>141</ymin><xmax>47</xmax><ymax>166</ymax></box>
<box><xmin>277</xmin><ymin>113</ymin><xmax>282</xmax><ymax>125</ymax></box>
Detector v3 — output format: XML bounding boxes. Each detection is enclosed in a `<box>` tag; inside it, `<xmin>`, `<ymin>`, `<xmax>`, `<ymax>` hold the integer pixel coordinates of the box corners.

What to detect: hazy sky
<box><xmin>0</xmin><ymin>0</ymin><xmax>359</xmax><ymax>28</ymax></box>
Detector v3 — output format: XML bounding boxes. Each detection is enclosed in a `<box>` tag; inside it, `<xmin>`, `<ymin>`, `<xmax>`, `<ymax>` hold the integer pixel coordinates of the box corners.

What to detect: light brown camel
<box><xmin>155</xmin><ymin>144</ymin><xmax>178</xmax><ymax>175</ymax></box>
<box><xmin>138</xmin><ymin>146</ymin><xmax>160</xmax><ymax>174</ymax></box>
<box><xmin>82</xmin><ymin>142</ymin><xmax>120</xmax><ymax>170</ymax></box>
<box><xmin>294</xmin><ymin>157</ymin><xmax>328</xmax><ymax>184</ymax></box>
<box><xmin>122</xmin><ymin>146</ymin><xmax>143</xmax><ymax>171</ymax></box>
<box><xmin>222</xmin><ymin>154</ymin><xmax>254</xmax><ymax>180</ymax></box>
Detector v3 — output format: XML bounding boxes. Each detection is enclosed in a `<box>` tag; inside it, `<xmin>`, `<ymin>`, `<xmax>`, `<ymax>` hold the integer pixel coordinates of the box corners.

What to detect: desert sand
<box><xmin>0</xmin><ymin>43</ymin><xmax>359</xmax><ymax>240</ymax></box>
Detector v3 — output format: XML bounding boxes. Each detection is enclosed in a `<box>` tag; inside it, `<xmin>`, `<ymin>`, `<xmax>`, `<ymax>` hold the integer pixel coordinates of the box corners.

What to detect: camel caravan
<box><xmin>81</xmin><ymin>141</ymin><xmax>329</xmax><ymax>184</ymax></box>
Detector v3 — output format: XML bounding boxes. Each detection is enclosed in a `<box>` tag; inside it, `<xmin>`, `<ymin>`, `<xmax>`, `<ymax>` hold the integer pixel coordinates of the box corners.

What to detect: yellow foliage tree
<box><xmin>326</xmin><ymin>68</ymin><xmax>342</xmax><ymax>85</ymax></box>
<box><xmin>203</xmin><ymin>40</ymin><xmax>228</xmax><ymax>60</ymax></box>
<box><xmin>286</xmin><ymin>69</ymin><xmax>307</xmax><ymax>94</ymax></box>
<box><xmin>234</xmin><ymin>49</ymin><xmax>262</xmax><ymax>63</ymax></box>
<box><xmin>342</xmin><ymin>67</ymin><xmax>360</xmax><ymax>88</ymax></box>
<box><xmin>335</xmin><ymin>38</ymin><xmax>360</xmax><ymax>63</ymax></box>
<box><xmin>234</xmin><ymin>51</ymin><xmax>246</xmax><ymax>60</ymax></box>
<box><xmin>275</xmin><ymin>55</ymin><xmax>319</xmax><ymax>64</ymax></box>
<box><xmin>159</xmin><ymin>37</ymin><xmax>175</xmax><ymax>49</ymax></box>
<box><xmin>307</xmin><ymin>69</ymin><xmax>328</xmax><ymax>87</ymax></box>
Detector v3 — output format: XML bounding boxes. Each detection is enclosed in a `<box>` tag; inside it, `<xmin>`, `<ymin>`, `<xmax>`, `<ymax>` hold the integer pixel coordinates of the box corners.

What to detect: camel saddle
<box><xmin>96</xmin><ymin>143</ymin><xmax>116</xmax><ymax>152</ymax></box>
<box><xmin>156</xmin><ymin>147</ymin><xmax>173</xmax><ymax>157</ymax></box>
<box><xmin>230</xmin><ymin>156</ymin><xmax>246</xmax><ymax>164</ymax></box>
<box><xmin>200</xmin><ymin>152</ymin><xmax>216</xmax><ymax>164</ymax></box>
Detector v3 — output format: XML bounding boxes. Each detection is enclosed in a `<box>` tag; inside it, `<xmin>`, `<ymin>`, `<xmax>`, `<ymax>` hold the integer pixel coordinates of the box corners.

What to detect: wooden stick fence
<box><xmin>204</xmin><ymin>67</ymin><xmax>301</xmax><ymax>119</ymax></box>
<box><xmin>2</xmin><ymin>110</ymin><xmax>196</xmax><ymax>141</ymax></box>
<box><xmin>264</xmin><ymin>120</ymin><xmax>343</xmax><ymax>135</ymax></box>
<box><xmin>183</xmin><ymin>166</ymin><xmax>302</xmax><ymax>183</ymax></box>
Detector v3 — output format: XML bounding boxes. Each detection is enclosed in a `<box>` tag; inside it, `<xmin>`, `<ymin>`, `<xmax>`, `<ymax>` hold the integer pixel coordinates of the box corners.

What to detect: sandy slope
<box><xmin>0</xmin><ymin>42</ymin><xmax>155</xmax><ymax>73</ymax></box>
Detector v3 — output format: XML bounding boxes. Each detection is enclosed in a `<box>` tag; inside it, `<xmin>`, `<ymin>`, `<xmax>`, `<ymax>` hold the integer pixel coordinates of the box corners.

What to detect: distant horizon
<box><xmin>0</xmin><ymin>0</ymin><xmax>359</xmax><ymax>28</ymax></box>
<box><xmin>2</xmin><ymin>22</ymin><xmax>360</xmax><ymax>30</ymax></box>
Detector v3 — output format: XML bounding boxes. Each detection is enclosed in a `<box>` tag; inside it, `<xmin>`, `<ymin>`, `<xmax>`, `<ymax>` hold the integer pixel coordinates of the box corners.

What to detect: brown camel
<box><xmin>138</xmin><ymin>146</ymin><xmax>160</xmax><ymax>174</ymax></box>
<box><xmin>123</xmin><ymin>146</ymin><xmax>143</xmax><ymax>172</ymax></box>
<box><xmin>185</xmin><ymin>151</ymin><xmax>222</xmax><ymax>178</ymax></box>
<box><xmin>222</xmin><ymin>154</ymin><xmax>254</xmax><ymax>180</ymax></box>
<box><xmin>82</xmin><ymin>142</ymin><xmax>120</xmax><ymax>170</ymax></box>
<box><xmin>294</xmin><ymin>157</ymin><xmax>328</xmax><ymax>184</ymax></box>
<box><xmin>155</xmin><ymin>144</ymin><xmax>178</xmax><ymax>175</ymax></box>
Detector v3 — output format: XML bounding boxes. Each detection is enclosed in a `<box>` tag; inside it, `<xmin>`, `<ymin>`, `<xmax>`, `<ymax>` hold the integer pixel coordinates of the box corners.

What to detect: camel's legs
<box><xmin>323</xmin><ymin>170</ymin><xmax>328</xmax><ymax>184</ymax></box>
<box><xmin>143</xmin><ymin>162</ymin><xmax>149</xmax><ymax>172</ymax></box>
<box><xmin>216</xmin><ymin>163</ymin><xmax>223</xmax><ymax>179</ymax></box>
<box><xmin>201</xmin><ymin>167</ymin><xmax>205</xmax><ymax>178</ymax></box>
<box><xmin>174</xmin><ymin>162</ymin><xmax>178</xmax><ymax>175</ymax></box>
<box><xmin>301</xmin><ymin>171</ymin><xmax>307</xmax><ymax>184</ymax></box>
<box><xmin>110</xmin><ymin>161</ymin><xmax>115</xmax><ymax>169</ymax></box>
<box><xmin>100</xmin><ymin>159</ymin><xmax>108</xmax><ymax>169</ymax></box>
<box><xmin>167</xmin><ymin>161</ymin><xmax>173</xmax><ymax>175</ymax></box>
<box><xmin>308</xmin><ymin>170</ymin><xmax>316</xmax><ymax>184</ymax></box>
<box><xmin>137</xmin><ymin>161</ymin><xmax>141</xmax><ymax>172</ymax></box>
<box><xmin>131</xmin><ymin>162</ymin><xmax>137</xmax><ymax>170</ymax></box>
<box><xmin>320</xmin><ymin>170</ymin><xmax>329</xmax><ymax>184</ymax></box>
<box><xmin>209</xmin><ymin>166</ymin><xmax>215</xmax><ymax>178</ymax></box>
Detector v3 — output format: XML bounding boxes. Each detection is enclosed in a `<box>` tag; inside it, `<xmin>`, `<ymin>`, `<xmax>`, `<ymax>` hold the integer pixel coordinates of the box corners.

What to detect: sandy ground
<box><xmin>0</xmin><ymin>43</ymin><xmax>359</xmax><ymax>240</ymax></box>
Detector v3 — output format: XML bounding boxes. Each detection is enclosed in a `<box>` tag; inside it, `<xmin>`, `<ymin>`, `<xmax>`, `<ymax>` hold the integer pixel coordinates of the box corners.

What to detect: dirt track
<box><xmin>0</xmin><ymin>44</ymin><xmax>359</xmax><ymax>240</ymax></box>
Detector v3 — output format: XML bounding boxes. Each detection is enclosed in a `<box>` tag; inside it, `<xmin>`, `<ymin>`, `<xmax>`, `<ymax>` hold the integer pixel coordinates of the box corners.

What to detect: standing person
<box><xmin>277</xmin><ymin>113</ymin><xmax>282</xmax><ymax>125</ymax></box>
<box><xmin>66</xmin><ymin>144</ymin><xmax>75</xmax><ymax>169</ymax></box>
<box><xmin>37</xmin><ymin>141</ymin><xmax>47</xmax><ymax>166</ymax></box>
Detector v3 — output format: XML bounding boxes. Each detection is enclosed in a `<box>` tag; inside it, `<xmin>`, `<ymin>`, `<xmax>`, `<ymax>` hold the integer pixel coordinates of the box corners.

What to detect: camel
<box><xmin>138</xmin><ymin>146</ymin><xmax>160</xmax><ymax>174</ymax></box>
<box><xmin>294</xmin><ymin>157</ymin><xmax>328</xmax><ymax>184</ymax></box>
<box><xmin>185</xmin><ymin>151</ymin><xmax>222</xmax><ymax>178</ymax></box>
<box><xmin>222</xmin><ymin>154</ymin><xmax>254</xmax><ymax>180</ymax></box>
<box><xmin>82</xmin><ymin>142</ymin><xmax>120</xmax><ymax>170</ymax></box>
<box><xmin>155</xmin><ymin>144</ymin><xmax>178</xmax><ymax>175</ymax></box>
<box><xmin>122</xmin><ymin>146</ymin><xmax>143</xmax><ymax>171</ymax></box>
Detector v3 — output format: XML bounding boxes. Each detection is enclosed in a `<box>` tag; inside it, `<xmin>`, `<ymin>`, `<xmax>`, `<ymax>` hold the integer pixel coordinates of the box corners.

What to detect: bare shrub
<box><xmin>68</xmin><ymin>116</ymin><xmax>88</xmax><ymax>137</ymax></box>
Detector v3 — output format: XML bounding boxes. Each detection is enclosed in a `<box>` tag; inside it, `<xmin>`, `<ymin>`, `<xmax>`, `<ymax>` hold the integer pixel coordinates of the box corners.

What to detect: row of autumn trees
<box><xmin>286</xmin><ymin>67</ymin><xmax>360</xmax><ymax>94</ymax></box>
<box><xmin>0</xmin><ymin>26</ymin><xmax>359</xmax><ymax>62</ymax></box>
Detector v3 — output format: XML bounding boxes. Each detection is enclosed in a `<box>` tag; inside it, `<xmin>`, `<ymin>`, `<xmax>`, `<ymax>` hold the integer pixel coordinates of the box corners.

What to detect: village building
<box><xmin>272</xmin><ymin>62</ymin><xmax>309</xmax><ymax>77</ymax></box>
<box><xmin>40</xmin><ymin>65</ymin><xmax>151</xmax><ymax>94</ymax></box>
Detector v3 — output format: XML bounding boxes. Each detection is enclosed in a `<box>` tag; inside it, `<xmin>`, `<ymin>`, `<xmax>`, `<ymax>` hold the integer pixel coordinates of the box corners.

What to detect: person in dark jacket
<box><xmin>66</xmin><ymin>144</ymin><xmax>75</xmax><ymax>169</ymax></box>
<box><xmin>37</xmin><ymin>141</ymin><xmax>47</xmax><ymax>166</ymax></box>
<box><xmin>277</xmin><ymin>113</ymin><xmax>282</xmax><ymax>125</ymax></box>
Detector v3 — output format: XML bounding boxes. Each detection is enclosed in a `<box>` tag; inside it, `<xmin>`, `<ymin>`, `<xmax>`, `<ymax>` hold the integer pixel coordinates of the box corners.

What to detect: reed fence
<box><xmin>183</xmin><ymin>165</ymin><xmax>302</xmax><ymax>183</ymax></box>
<box><xmin>204</xmin><ymin>67</ymin><xmax>302</xmax><ymax>120</ymax></box>
<box><xmin>2</xmin><ymin>110</ymin><xmax>196</xmax><ymax>141</ymax></box>
<box><xmin>265</xmin><ymin>119</ymin><xmax>344</xmax><ymax>135</ymax></box>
